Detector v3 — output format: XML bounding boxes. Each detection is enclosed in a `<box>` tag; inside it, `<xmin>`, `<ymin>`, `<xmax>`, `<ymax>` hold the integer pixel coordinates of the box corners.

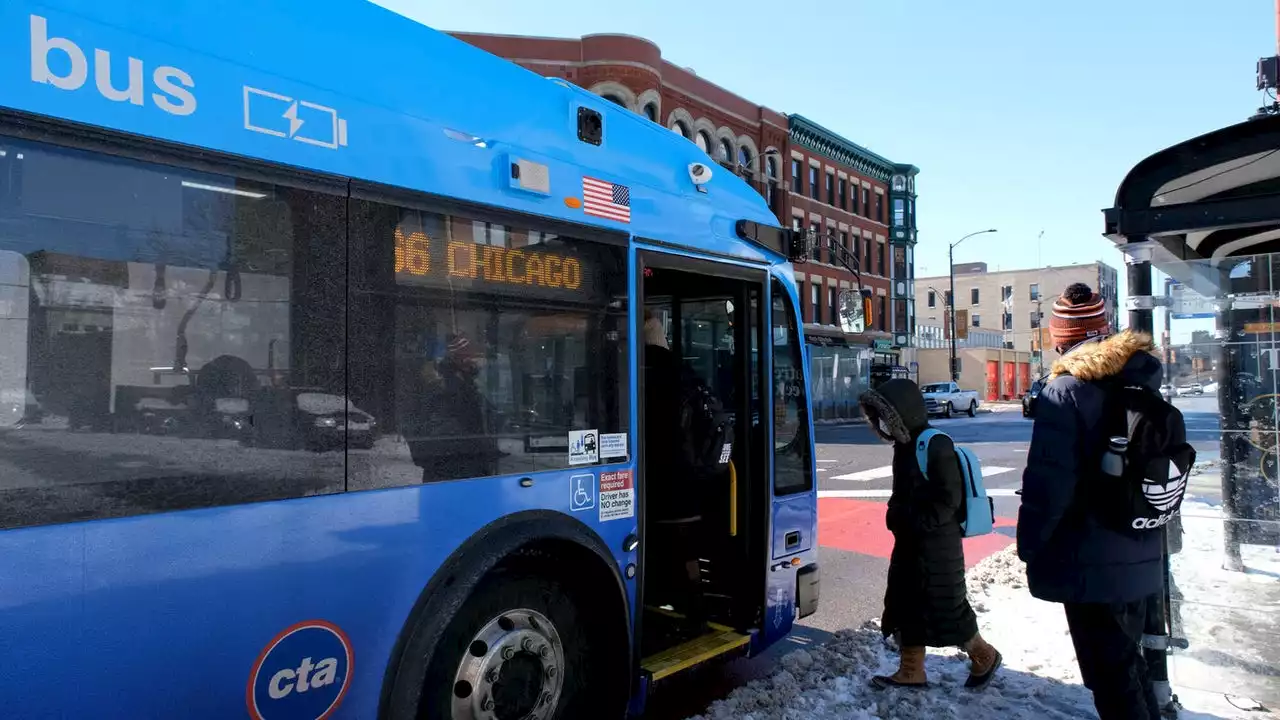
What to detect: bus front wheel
<box><xmin>423</xmin><ymin>572</ymin><xmax>619</xmax><ymax>720</ymax></box>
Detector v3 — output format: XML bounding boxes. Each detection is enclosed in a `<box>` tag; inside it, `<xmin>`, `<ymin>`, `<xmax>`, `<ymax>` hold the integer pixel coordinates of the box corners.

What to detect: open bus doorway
<box><xmin>638</xmin><ymin>259</ymin><xmax>767</xmax><ymax>681</ymax></box>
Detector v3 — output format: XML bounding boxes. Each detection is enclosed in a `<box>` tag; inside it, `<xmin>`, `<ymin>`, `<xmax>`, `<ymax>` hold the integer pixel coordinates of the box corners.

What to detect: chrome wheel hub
<box><xmin>451</xmin><ymin>608</ymin><xmax>565</xmax><ymax>720</ymax></box>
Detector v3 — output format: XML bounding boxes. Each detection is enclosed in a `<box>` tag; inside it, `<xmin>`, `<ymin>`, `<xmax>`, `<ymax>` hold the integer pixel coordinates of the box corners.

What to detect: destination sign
<box><xmin>393</xmin><ymin>225</ymin><xmax>594</xmax><ymax>299</ymax></box>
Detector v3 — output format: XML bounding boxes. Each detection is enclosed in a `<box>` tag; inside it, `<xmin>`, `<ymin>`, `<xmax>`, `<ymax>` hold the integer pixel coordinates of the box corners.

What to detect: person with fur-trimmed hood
<box><xmin>1018</xmin><ymin>282</ymin><xmax>1165</xmax><ymax>720</ymax></box>
<box><xmin>859</xmin><ymin>378</ymin><xmax>1002</xmax><ymax>691</ymax></box>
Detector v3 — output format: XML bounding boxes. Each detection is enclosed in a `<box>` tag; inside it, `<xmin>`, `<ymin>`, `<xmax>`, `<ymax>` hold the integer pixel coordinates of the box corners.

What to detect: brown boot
<box><xmin>963</xmin><ymin>634</ymin><xmax>1003</xmax><ymax>690</ymax></box>
<box><xmin>870</xmin><ymin>645</ymin><xmax>929</xmax><ymax>689</ymax></box>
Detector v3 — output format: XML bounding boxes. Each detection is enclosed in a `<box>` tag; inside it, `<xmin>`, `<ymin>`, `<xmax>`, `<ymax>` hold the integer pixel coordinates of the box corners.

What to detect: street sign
<box><xmin>1168</xmin><ymin>281</ymin><xmax>1217</xmax><ymax>319</ymax></box>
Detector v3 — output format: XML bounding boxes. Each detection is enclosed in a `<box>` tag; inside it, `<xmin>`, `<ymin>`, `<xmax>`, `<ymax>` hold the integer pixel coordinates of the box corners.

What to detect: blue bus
<box><xmin>0</xmin><ymin>1</ymin><xmax>831</xmax><ymax>717</ymax></box>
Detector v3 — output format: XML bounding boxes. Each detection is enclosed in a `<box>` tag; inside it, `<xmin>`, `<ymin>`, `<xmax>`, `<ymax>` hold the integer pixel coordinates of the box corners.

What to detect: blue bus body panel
<box><xmin>0</xmin><ymin>1</ymin><xmax>810</xmax><ymax>716</ymax></box>
<box><xmin>0</xmin><ymin>468</ymin><xmax>638</xmax><ymax>717</ymax></box>
<box><xmin>0</xmin><ymin>0</ymin><xmax>778</xmax><ymax>254</ymax></box>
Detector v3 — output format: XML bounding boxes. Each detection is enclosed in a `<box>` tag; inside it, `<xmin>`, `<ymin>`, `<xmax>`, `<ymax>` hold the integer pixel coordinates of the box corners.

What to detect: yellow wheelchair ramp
<box><xmin>640</xmin><ymin>623</ymin><xmax>751</xmax><ymax>682</ymax></box>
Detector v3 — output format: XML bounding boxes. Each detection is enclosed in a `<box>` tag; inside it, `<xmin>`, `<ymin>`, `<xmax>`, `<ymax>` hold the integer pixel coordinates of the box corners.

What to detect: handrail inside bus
<box><xmin>728</xmin><ymin>459</ymin><xmax>737</xmax><ymax>537</ymax></box>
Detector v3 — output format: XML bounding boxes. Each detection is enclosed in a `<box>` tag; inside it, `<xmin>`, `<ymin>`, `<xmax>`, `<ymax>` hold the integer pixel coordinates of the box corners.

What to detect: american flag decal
<box><xmin>582</xmin><ymin>176</ymin><xmax>631</xmax><ymax>223</ymax></box>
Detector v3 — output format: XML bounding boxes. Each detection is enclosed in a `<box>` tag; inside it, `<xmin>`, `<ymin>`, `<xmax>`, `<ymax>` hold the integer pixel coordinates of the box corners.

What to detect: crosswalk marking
<box><xmin>829</xmin><ymin>465</ymin><xmax>1015</xmax><ymax>482</ymax></box>
<box><xmin>818</xmin><ymin>487</ymin><xmax>1022</xmax><ymax>499</ymax></box>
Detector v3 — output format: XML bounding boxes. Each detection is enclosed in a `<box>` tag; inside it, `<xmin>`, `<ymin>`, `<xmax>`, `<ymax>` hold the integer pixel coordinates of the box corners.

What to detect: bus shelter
<box><xmin>1104</xmin><ymin>113</ymin><xmax>1280</xmax><ymax>711</ymax></box>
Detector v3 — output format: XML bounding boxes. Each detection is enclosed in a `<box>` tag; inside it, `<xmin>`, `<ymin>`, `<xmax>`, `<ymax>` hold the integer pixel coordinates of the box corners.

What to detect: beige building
<box><xmin>914</xmin><ymin>260</ymin><xmax>1120</xmax><ymax>374</ymax></box>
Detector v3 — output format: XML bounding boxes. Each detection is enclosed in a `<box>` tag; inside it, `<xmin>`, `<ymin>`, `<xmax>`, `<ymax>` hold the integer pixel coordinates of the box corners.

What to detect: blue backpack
<box><xmin>914</xmin><ymin>428</ymin><xmax>995</xmax><ymax>538</ymax></box>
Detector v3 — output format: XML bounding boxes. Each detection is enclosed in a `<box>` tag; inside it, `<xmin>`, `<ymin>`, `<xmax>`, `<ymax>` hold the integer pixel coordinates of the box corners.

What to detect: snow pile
<box><xmin>686</xmin><ymin>545</ymin><xmax>1275</xmax><ymax>720</ymax></box>
<box><xmin>1167</xmin><ymin>499</ymin><xmax>1280</xmax><ymax>709</ymax></box>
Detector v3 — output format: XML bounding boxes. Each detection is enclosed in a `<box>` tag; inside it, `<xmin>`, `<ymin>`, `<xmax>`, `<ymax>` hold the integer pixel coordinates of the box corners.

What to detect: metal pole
<box><xmin>1128</xmin><ymin>258</ymin><xmax>1155</xmax><ymax>334</ymax></box>
<box><xmin>949</xmin><ymin>243</ymin><xmax>958</xmax><ymax>381</ymax></box>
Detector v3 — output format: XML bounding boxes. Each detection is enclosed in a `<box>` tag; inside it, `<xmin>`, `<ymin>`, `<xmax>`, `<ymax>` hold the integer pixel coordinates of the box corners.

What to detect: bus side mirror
<box><xmin>838</xmin><ymin>289</ymin><xmax>873</xmax><ymax>334</ymax></box>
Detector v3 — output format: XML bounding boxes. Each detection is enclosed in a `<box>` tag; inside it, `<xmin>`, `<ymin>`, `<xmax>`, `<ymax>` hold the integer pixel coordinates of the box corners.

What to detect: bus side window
<box><xmin>771</xmin><ymin>279</ymin><xmax>813</xmax><ymax>495</ymax></box>
<box><xmin>0</xmin><ymin>134</ymin><xmax>349</xmax><ymax>530</ymax></box>
<box><xmin>346</xmin><ymin>197</ymin><xmax>630</xmax><ymax>487</ymax></box>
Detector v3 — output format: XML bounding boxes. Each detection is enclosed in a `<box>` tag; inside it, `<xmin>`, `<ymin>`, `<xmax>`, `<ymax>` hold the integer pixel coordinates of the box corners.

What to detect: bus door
<box><xmin>762</xmin><ymin>276</ymin><xmax>818</xmax><ymax>647</ymax></box>
<box><xmin>635</xmin><ymin>253</ymin><xmax>767</xmax><ymax>683</ymax></box>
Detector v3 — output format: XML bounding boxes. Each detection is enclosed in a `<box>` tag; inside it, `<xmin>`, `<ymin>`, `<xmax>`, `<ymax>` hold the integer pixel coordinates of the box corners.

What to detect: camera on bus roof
<box><xmin>687</xmin><ymin>162</ymin><xmax>713</xmax><ymax>186</ymax></box>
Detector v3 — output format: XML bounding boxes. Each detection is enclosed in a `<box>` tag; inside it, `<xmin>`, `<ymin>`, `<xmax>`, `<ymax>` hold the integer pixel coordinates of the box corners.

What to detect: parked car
<box><xmin>921</xmin><ymin>381</ymin><xmax>981</xmax><ymax>418</ymax></box>
<box><xmin>1160</xmin><ymin>384</ymin><xmax>1175</xmax><ymax>402</ymax></box>
<box><xmin>1022</xmin><ymin>378</ymin><xmax>1047</xmax><ymax>418</ymax></box>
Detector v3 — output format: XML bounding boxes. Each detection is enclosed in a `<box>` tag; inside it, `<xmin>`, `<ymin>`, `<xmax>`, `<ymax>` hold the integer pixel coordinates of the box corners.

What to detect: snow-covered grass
<box><xmin>685</xmin><ymin>543</ymin><xmax>1276</xmax><ymax>720</ymax></box>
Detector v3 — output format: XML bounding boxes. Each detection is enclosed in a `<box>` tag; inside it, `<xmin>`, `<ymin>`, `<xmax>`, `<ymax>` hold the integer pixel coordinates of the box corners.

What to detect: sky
<box><xmin>375</xmin><ymin>0</ymin><xmax>1272</xmax><ymax>340</ymax></box>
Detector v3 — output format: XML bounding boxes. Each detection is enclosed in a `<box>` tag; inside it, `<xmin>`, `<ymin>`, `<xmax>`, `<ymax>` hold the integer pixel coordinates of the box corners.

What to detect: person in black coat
<box><xmin>1018</xmin><ymin>283</ymin><xmax>1166</xmax><ymax>720</ymax></box>
<box><xmin>859</xmin><ymin>378</ymin><xmax>1002</xmax><ymax>690</ymax></box>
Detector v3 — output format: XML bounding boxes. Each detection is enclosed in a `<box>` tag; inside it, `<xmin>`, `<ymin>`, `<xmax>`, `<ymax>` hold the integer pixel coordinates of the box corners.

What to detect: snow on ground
<box><xmin>1168</xmin><ymin>499</ymin><xmax>1280</xmax><ymax>710</ymax></box>
<box><xmin>687</xmin><ymin>543</ymin><xmax>1277</xmax><ymax>720</ymax></box>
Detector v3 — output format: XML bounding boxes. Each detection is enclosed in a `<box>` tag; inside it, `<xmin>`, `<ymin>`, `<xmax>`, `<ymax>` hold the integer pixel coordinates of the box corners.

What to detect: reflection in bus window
<box><xmin>0</xmin><ymin>135</ymin><xmax>347</xmax><ymax>530</ymax></box>
<box><xmin>347</xmin><ymin>201</ymin><xmax>629</xmax><ymax>488</ymax></box>
<box><xmin>772</xmin><ymin>279</ymin><xmax>813</xmax><ymax>494</ymax></box>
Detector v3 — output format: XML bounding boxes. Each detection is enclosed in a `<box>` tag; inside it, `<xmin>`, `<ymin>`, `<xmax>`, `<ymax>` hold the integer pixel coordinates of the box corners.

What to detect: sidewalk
<box><xmin>686</xmin><ymin>530</ymin><xmax>1278</xmax><ymax>719</ymax></box>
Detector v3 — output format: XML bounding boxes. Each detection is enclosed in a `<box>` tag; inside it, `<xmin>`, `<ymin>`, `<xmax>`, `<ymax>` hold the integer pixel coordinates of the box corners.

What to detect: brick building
<box><xmin>453</xmin><ymin>31</ymin><xmax>921</xmax><ymax>414</ymax></box>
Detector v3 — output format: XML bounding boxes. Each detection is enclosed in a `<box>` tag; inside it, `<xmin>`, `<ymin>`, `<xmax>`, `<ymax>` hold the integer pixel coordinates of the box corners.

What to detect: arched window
<box><xmin>738</xmin><ymin>146</ymin><xmax>753</xmax><ymax>170</ymax></box>
<box><xmin>718</xmin><ymin>138</ymin><xmax>733</xmax><ymax>163</ymax></box>
<box><xmin>766</xmin><ymin>156</ymin><xmax>779</xmax><ymax>179</ymax></box>
<box><xmin>602</xmin><ymin>94</ymin><xmax>628</xmax><ymax>108</ymax></box>
<box><xmin>695</xmin><ymin>132</ymin><xmax>711</xmax><ymax>153</ymax></box>
<box><xmin>643</xmin><ymin>103</ymin><xmax>658</xmax><ymax>122</ymax></box>
<box><xmin>671</xmin><ymin>121</ymin><xmax>690</xmax><ymax>139</ymax></box>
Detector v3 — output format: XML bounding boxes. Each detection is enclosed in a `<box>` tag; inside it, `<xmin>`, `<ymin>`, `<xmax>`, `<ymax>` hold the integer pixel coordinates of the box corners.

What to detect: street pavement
<box><xmin>646</xmin><ymin>393</ymin><xmax>1224</xmax><ymax>718</ymax></box>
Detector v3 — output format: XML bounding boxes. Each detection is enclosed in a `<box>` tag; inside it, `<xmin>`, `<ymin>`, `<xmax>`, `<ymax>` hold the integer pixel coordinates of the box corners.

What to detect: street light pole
<box><xmin>948</xmin><ymin>229</ymin><xmax>998</xmax><ymax>381</ymax></box>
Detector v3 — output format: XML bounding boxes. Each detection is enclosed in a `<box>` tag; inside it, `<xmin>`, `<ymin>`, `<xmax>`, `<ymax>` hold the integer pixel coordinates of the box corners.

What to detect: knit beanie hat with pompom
<box><xmin>1049</xmin><ymin>282</ymin><xmax>1109</xmax><ymax>349</ymax></box>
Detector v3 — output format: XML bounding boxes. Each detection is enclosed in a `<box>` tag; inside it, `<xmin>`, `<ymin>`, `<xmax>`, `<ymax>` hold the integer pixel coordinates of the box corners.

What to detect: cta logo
<box><xmin>29</xmin><ymin>15</ymin><xmax>196</xmax><ymax>116</ymax></box>
<box><xmin>248</xmin><ymin>620</ymin><xmax>354</xmax><ymax>720</ymax></box>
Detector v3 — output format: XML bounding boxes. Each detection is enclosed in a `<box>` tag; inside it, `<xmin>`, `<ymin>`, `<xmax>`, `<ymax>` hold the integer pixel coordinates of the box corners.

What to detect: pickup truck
<box><xmin>920</xmin><ymin>381</ymin><xmax>981</xmax><ymax>418</ymax></box>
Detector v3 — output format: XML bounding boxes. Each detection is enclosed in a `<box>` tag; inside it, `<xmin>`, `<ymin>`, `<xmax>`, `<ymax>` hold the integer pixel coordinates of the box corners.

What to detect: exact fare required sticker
<box><xmin>598</xmin><ymin>469</ymin><xmax>634</xmax><ymax>522</ymax></box>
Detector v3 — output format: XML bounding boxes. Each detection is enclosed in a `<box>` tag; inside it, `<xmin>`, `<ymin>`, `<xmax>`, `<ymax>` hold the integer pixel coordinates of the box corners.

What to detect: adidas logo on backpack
<box><xmin>1098</xmin><ymin>381</ymin><xmax>1196</xmax><ymax>533</ymax></box>
<box><xmin>915</xmin><ymin>428</ymin><xmax>995</xmax><ymax>538</ymax></box>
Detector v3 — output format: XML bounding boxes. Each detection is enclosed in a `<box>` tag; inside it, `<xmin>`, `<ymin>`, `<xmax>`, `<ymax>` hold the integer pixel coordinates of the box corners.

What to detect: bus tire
<box><xmin>420</xmin><ymin>570</ymin><xmax>617</xmax><ymax>720</ymax></box>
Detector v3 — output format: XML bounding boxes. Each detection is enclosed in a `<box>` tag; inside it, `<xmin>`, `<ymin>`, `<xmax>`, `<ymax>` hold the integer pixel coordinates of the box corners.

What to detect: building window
<box><xmin>791</xmin><ymin>159</ymin><xmax>802</xmax><ymax>193</ymax></box>
<box><xmin>718</xmin><ymin>138</ymin><xmax>734</xmax><ymax>164</ymax></box>
<box><xmin>862</xmin><ymin>188</ymin><xmax>870</xmax><ymax>215</ymax></box>
<box><xmin>892</xmin><ymin>198</ymin><xmax>905</xmax><ymax>226</ymax></box>
<box><xmin>877</xmin><ymin>243</ymin><xmax>886</xmax><ymax>276</ymax></box>
<box><xmin>825</xmin><ymin>172</ymin><xmax>835</xmax><ymax>205</ymax></box>
<box><xmin>892</xmin><ymin>245</ymin><xmax>907</xmax><ymax>282</ymax></box>
<box><xmin>875</xmin><ymin>194</ymin><xmax>884</xmax><ymax>223</ymax></box>
<box><xmin>812</xmin><ymin>280</ymin><xmax>822</xmax><ymax>323</ymax></box>
<box><xmin>972</xmin><ymin>314</ymin><xmax>981</xmax><ymax>328</ymax></box>
<box><xmin>738</xmin><ymin>146</ymin><xmax>753</xmax><ymax>170</ymax></box>
<box><xmin>838</xmin><ymin>178</ymin><xmax>847</xmax><ymax>209</ymax></box>
<box><xmin>852</xmin><ymin>184</ymin><xmax>861</xmax><ymax>214</ymax></box>
<box><xmin>1029</xmin><ymin>283</ymin><xmax>1040</xmax><ymax>300</ymax></box>
<box><xmin>1002</xmin><ymin>312</ymin><xmax>1013</xmax><ymax>330</ymax></box>
<box><xmin>765</xmin><ymin>156</ymin><xmax>779</xmax><ymax>210</ymax></box>
<box><xmin>643</xmin><ymin>103</ymin><xmax>658</xmax><ymax>122</ymax></box>
<box><xmin>829</xmin><ymin>286</ymin><xmax>838</xmax><ymax>321</ymax></box>
<box><xmin>945</xmin><ymin>290</ymin><xmax>953</xmax><ymax>306</ymax></box>
<box><xmin>1030</xmin><ymin>311</ymin><xmax>1041</xmax><ymax>328</ymax></box>
<box><xmin>696</xmin><ymin>131</ymin><xmax>711</xmax><ymax>154</ymax></box>
<box><xmin>808</xmin><ymin>166</ymin><xmax>819</xmax><ymax>200</ymax></box>
<box><xmin>927</xmin><ymin>290</ymin><xmax>936</xmax><ymax>308</ymax></box>
<box><xmin>878</xmin><ymin>296</ymin><xmax>888</xmax><ymax>331</ymax></box>
<box><xmin>837</xmin><ymin>231</ymin><xmax>848</xmax><ymax>263</ymax></box>
<box><xmin>863</xmin><ymin>236</ymin><xmax>872</xmax><ymax>270</ymax></box>
<box><xmin>672</xmin><ymin>121</ymin><xmax>690</xmax><ymax>139</ymax></box>
<box><xmin>809</xmin><ymin>222</ymin><xmax>822</xmax><ymax>262</ymax></box>
<box><xmin>1001</xmin><ymin>285</ymin><xmax>1013</xmax><ymax>302</ymax></box>
<box><xmin>971</xmin><ymin>288</ymin><xmax>980</xmax><ymax>305</ymax></box>
<box><xmin>603</xmin><ymin>94</ymin><xmax>628</xmax><ymax>108</ymax></box>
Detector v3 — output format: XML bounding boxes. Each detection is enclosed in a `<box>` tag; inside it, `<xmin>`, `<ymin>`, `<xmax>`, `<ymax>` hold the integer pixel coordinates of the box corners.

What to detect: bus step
<box><xmin>640</xmin><ymin>624</ymin><xmax>751</xmax><ymax>683</ymax></box>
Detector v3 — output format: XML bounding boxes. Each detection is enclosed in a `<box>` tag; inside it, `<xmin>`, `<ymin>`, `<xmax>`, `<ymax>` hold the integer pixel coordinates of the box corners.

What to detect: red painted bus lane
<box><xmin>818</xmin><ymin>498</ymin><xmax>1016</xmax><ymax>569</ymax></box>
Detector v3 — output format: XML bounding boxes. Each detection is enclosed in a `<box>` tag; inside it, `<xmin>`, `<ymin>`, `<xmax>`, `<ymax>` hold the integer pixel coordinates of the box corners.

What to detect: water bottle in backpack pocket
<box><xmin>914</xmin><ymin>428</ymin><xmax>995</xmax><ymax>538</ymax></box>
<box><xmin>1096</xmin><ymin>382</ymin><xmax>1196</xmax><ymax>533</ymax></box>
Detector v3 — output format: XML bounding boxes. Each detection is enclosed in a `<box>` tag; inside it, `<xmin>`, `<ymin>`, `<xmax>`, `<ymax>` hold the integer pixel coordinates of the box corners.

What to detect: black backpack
<box><xmin>1094</xmin><ymin>380</ymin><xmax>1196</xmax><ymax>534</ymax></box>
<box><xmin>676</xmin><ymin>371</ymin><xmax>734</xmax><ymax>474</ymax></box>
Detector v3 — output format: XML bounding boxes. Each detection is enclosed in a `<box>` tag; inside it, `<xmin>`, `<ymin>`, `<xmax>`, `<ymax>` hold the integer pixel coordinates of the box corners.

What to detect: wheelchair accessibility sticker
<box><xmin>248</xmin><ymin>619</ymin><xmax>353</xmax><ymax>720</ymax></box>
<box><xmin>569</xmin><ymin>473</ymin><xmax>596</xmax><ymax>512</ymax></box>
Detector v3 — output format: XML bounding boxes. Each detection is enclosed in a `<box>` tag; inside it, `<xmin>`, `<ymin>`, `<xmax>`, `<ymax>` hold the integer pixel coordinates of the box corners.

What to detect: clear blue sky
<box><xmin>375</xmin><ymin>0</ymin><xmax>1271</xmax><ymax>331</ymax></box>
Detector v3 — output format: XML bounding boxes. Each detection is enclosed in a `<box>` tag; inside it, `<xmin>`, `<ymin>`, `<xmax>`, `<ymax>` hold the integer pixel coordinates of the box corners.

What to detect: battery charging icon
<box><xmin>243</xmin><ymin>86</ymin><xmax>349</xmax><ymax>150</ymax></box>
